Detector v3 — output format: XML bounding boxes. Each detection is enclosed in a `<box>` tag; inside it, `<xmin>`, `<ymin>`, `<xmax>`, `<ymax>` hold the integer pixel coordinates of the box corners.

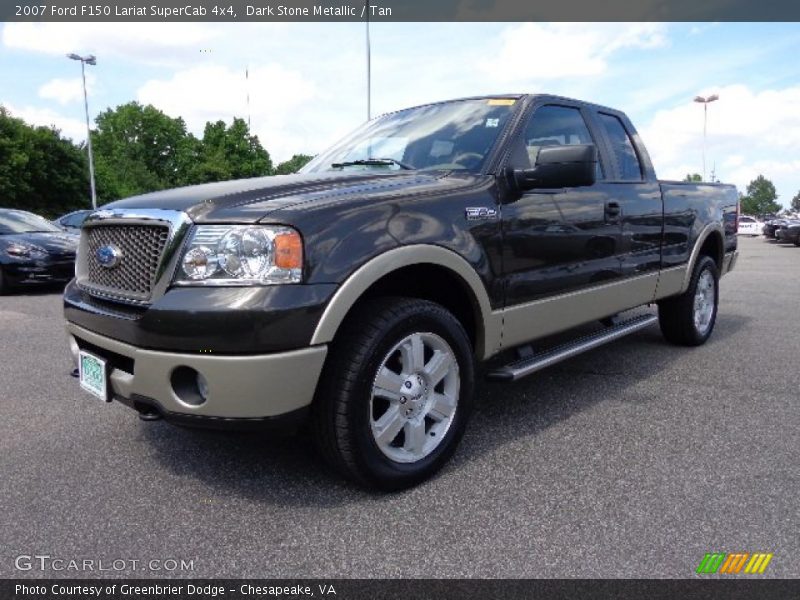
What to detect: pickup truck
<box><xmin>64</xmin><ymin>94</ymin><xmax>739</xmax><ymax>490</ymax></box>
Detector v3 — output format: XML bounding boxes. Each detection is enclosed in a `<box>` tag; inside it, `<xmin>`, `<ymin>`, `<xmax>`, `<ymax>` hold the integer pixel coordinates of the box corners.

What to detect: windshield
<box><xmin>0</xmin><ymin>210</ymin><xmax>63</xmax><ymax>234</ymax></box>
<box><xmin>301</xmin><ymin>98</ymin><xmax>519</xmax><ymax>174</ymax></box>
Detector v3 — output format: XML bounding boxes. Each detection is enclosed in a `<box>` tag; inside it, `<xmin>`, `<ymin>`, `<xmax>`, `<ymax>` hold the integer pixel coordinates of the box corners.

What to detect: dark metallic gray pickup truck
<box><xmin>65</xmin><ymin>94</ymin><xmax>739</xmax><ymax>489</ymax></box>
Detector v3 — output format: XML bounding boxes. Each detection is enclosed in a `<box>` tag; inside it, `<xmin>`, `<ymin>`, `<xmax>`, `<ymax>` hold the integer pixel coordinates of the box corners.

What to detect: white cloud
<box><xmin>3</xmin><ymin>103</ymin><xmax>87</xmax><ymax>141</ymax></box>
<box><xmin>137</xmin><ymin>64</ymin><xmax>319</xmax><ymax>162</ymax></box>
<box><xmin>38</xmin><ymin>75</ymin><xmax>95</xmax><ymax>105</ymax></box>
<box><xmin>479</xmin><ymin>23</ymin><xmax>667</xmax><ymax>83</ymax></box>
<box><xmin>640</xmin><ymin>84</ymin><xmax>800</xmax><ymax>201</ymax></box>
<box><xmin>2</xmin><ymin>22</ymin><xmax>222</xmax><ymax>65</ymax></box>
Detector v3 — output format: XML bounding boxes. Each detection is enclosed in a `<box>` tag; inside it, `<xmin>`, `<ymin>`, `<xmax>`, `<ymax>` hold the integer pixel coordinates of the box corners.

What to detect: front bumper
<box><xmin>63</xmin><ymin>280</ymin><xmax>337</xmax><ymax>354</ymax></box>
<box><xmin>4</xmin><ymin>258</ymin><xmax>74</xmax><ymax>284</ymax></box>
<box><xmin>67</xmin><ymin>322</ymin><xmax>327</xmax><ymax>423</ymax></box>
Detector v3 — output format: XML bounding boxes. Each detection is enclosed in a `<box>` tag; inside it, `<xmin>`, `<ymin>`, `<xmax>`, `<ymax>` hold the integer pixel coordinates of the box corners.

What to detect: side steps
<box><xmin>486</xmin><ymin>314</ymin><xmax>658</xmax><ymax>382</ymax></box>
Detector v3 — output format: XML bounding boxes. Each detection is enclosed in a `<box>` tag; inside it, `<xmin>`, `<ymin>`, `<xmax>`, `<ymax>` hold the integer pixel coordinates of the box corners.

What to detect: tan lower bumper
<box><xmin>66</xmin><ymin>322</ymin><xmax>327</xmax><ymax>418</ymax></box>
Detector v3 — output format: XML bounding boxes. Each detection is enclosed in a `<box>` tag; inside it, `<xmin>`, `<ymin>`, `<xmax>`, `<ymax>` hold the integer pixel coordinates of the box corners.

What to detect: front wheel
<box><xmin>658</xmin><ymin>255</ymin><xmax>719</xmax><ymax>346</ymax></box>
<box><xmin>312</xmin><ymin>297</ymin><xmax>474</xmax><ymax>490</ymax></box>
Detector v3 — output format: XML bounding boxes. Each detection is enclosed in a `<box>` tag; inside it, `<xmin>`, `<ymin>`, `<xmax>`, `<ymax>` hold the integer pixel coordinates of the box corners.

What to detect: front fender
<box><xmin>309</xmin><ymin>244</ymin><xmax>501</xmax><ymax>360</ymax></box>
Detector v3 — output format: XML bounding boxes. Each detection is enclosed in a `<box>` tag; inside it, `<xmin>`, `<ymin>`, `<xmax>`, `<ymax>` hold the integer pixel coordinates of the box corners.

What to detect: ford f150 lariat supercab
<box><xmin>65</xmin><ymin>95</ymin><xmax>739</xmax><ymax>489</ymax></box>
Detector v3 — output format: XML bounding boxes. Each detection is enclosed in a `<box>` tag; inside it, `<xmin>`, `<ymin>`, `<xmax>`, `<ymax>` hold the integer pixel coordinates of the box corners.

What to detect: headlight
<box><xmin>5</xmin><ymin>242</ymin><xmax>48</xmax><ymax>259</ymax></box>
<box><xmin>174</xmin><ymin>225</ymin><xmax>303</xmax><ymax>285</ymax></box>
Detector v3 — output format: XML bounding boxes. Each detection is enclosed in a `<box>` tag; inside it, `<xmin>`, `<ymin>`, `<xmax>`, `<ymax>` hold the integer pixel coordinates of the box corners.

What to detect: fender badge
<box><xmin>465</xmin><ymin>207</ymin><xmax>498</xmax><ymax>221</ymax></box>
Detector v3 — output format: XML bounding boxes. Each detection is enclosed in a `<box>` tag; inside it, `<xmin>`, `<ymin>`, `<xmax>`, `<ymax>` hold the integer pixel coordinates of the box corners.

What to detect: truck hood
<box><xmin>102</xmin><ymin>171</ymin><xmax>479</xmax><ymax>223</ymax></box>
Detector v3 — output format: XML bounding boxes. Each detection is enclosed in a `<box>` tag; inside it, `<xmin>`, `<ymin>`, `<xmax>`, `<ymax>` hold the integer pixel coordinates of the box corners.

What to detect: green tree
<box><xmin>683</xmin><ymin>173</ymin><xmax>702</xmax><ymax>182</ymax></box>
<box><xmin>92</xmin><ymin>102</ymin><xmax>192</xmax><ymax>201</ymax></box>
<box><xmin>274</xmin><ymin>154</ymin><xmax>313</xmax><ymax>175</ymax></box>
<box><xmin>791</xmin><ymin>190</ymin><xmax>800</xmax><ymax>212</ymax></box>
<box><xmin>0</xmin><ymin>106</ymin><xmax>89</xmax><ymax>217</ymax></box>
<box><xmin>740</xmin><ymin>175</ymin><xmax>780</xmax><ymax>216</ymax></box>
<box><xmin>186</xmin><ymin>118</ymin><xmax>272</xmax><ymax>184</ymax></box>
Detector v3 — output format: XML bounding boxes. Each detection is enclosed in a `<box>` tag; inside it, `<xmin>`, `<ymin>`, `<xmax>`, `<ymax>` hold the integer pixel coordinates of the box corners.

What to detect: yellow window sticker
<box><xmin>487</xmin><ymin>99</ymin><xmax>516</xmax><ymax>106</ymax></box>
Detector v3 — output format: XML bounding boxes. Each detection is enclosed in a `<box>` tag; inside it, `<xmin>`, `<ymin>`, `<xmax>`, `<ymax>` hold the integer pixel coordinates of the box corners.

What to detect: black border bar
<box><xmin>3</xmin><ymin>579</ymin><xmax>800</xmax><ymax>600</ymax></box>
<box><xmin>4</xmin><ymin>0</ymin><xmax>800</xmax><ymax>22</ymax></box>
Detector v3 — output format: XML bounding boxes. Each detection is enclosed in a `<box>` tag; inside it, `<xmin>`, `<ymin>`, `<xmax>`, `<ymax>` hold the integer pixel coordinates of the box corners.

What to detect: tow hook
<box><xmin>138</xmin><ymin>410</ymin><xmax>162</xmax><ymax>422</ymax></box>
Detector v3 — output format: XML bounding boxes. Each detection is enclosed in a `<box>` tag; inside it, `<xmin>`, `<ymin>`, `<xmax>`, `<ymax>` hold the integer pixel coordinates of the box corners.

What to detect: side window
<box><xmin>512</xmin><ymin>105</ymin><xmax>603</xmax><ymax>179</ymax></box>
<box><xmin>597</xmin><ymin>113</ymin><xmax>642</xmax><ymax>181</ymax></box>
<box><xmin>62</xmin><ymin>214</ymin><xmax>80</xmax><ymax>227</ymax></box>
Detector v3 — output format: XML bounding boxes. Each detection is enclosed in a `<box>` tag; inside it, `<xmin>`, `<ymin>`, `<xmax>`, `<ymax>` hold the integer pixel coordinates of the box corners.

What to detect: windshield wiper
<box><xmin>331</xmin><ymin>158</ymin><xmax>414</xmax><ymax>170</ymax></box>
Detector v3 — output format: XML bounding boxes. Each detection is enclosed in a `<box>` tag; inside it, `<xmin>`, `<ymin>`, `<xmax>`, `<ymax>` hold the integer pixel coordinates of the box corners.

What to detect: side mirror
<box><xmin>513</xmin><ymin>144</ymin><xmax>597</xmax><ymax>191</ymax></box>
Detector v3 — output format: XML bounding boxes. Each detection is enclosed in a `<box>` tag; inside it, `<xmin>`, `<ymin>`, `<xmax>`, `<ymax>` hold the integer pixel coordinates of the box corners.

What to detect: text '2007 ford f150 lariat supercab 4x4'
<box><xmin>65</xmin><ymin>95</ymin><xmax>739</xmax><ymax>489</ymax></box>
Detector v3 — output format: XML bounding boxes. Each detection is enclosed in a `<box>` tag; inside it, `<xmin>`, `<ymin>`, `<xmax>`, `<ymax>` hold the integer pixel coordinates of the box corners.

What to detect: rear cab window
<box><xmin>597</xmin><ymin>113</ymin><xmax>643</xmax><ymax>181</ymax></box>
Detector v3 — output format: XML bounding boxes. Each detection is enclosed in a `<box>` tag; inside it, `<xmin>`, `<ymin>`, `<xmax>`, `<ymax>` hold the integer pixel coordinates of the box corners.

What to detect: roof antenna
<box><xmin>246</xmin><ymin>64</ymin><xmax>251</xmax><ymax>131</ymax></box>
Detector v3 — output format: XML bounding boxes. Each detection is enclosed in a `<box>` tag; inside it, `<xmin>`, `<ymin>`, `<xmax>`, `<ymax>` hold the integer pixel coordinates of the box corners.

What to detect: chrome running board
<box><xmin>486</xmin><ymin>314</ymin><xmax>658</xmax><ymax>382</ymax></box>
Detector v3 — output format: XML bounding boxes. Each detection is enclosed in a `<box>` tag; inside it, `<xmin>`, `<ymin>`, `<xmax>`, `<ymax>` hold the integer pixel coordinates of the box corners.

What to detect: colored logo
<box><xmin>696</xmin><ymin>552</ymin><xmax>773</xmax><ymax>574</ymax></box>
<box><xmin>96</xmin><ymin>244</ymin><xmax>123</xmax><ymax>269</ymax></box>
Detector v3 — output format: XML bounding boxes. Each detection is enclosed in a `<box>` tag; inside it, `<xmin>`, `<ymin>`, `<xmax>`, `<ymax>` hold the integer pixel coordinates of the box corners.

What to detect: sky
<box><xmin>1</xmin><ymin>21</ymin><xmax>800</xmax><ymax>207</ymax></box>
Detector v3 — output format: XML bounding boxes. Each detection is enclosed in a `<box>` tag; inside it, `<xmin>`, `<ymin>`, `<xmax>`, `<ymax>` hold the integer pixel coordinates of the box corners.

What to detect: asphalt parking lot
<box><xmin>1</xmin><ymin>235</ymin><xmax>797</xmax><ymax>579</ymax></box>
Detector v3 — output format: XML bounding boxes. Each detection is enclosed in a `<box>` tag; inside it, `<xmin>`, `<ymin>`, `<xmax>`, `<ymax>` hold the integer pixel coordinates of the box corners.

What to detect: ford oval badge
<box><xmin>96</xmin><ymin>244</ymin><xmax>123</xmax><ymax>269</ymax></box>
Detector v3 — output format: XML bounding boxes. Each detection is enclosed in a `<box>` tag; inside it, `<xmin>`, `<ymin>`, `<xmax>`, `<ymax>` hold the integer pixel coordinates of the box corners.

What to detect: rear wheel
<box><xmin>658</xmin><ymin>255</ymin><xmax>719</xmax><ymax>346</ymax></box>
<box><xmin>0</xmin><ymin>267</ymin><xmax>8</xmax><ymax>295</ymax></box>
<box><xmin>312</xmin><ymin>297</ymin><xmax>474</xmax><ymax>490</ymax></box>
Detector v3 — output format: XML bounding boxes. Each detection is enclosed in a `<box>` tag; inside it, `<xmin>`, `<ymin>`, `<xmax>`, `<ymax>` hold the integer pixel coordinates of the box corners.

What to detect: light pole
<box><xmin>693</xmin><ymin>94</ymin><xmax>719</xmax><ymax>182</ymax></box>
<box><xmin>365</xmin><ymin>0</ymin><xmax>371</xmax><ymax>121</ymax></box>
<box><xmin>67</xmin><ymin>53</ymin><xmax>97</xmax><ymax>209</ymax></box>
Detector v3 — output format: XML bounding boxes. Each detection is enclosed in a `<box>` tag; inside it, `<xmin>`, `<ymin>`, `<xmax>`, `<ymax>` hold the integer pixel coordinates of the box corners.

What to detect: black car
<box><xmin>0</xmin><ymin>209</ymin><xmax>78</xmax><ymax>293</ymax></box>
<box><xmin>775</xmin><ymin>220</ymin><xmax>800</xmax><ymax>245</ymax></box>
<box><xmin>763</xmin><ymin>219</ymin><xmax>788</xmax><ymax>239</ymax></box>
<box><xmin>53</xmin><ymin>209</ymin><xmax>93</xmax><ymax>233</ymax></box>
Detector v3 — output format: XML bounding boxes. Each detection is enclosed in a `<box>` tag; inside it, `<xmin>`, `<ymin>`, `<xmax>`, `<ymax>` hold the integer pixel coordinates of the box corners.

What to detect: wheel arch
<box><xmin>310</xmin><ymin>245</ymin><xmax>500</xmax><ymax>360</ymax></box>
<box><xmin>681</xmin><ymin>223</ymin><xmax>724</xmax><ymax>293</ymax></box>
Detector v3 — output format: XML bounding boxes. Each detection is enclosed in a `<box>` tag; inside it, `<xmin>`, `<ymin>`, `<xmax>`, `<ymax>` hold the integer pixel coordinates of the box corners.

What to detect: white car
<box><xmin>737</xmin><ymin>215</ymin><xmax>763</xmax><ymax>236</ymax></box>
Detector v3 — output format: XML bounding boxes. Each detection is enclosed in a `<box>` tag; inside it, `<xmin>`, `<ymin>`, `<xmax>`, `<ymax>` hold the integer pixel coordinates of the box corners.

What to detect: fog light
<box><xmin>170</xmin><ymin>366</ymin><xmax>208</xmax><ymax>406</ymax></box>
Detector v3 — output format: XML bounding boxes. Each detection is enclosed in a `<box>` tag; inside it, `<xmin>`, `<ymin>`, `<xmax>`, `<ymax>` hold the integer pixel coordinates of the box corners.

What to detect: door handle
<box><xmin>605</xmin><ymin>202</ymin><xmax>621</xmax><ymax>219</ymax></box>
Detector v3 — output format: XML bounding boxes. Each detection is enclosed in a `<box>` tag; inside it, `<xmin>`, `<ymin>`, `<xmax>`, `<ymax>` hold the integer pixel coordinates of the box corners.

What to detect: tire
<box><xmin>657</xmin><ymin>255</ymin><xmax>719</xmax><ymax>346</ymax></box>
<box><xmin>0</xmin><ymin>267</ymin><xmax>8</xmax><ymax>295</ymax></box>
<box><xmin>312</xmin><ymin>296</ymin><xmax>475</xmax><ymax>491</ymax></box>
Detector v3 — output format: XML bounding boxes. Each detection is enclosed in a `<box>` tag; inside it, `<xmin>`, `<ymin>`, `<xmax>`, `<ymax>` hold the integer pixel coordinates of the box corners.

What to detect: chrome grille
<box><xmin>81</xmin><ymin>224</ymin><xmax>170</xmax><ymax>303</ymax></box>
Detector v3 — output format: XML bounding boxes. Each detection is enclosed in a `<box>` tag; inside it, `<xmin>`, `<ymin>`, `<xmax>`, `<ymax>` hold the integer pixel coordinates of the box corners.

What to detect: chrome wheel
<box><xmin>693</xmin><ymin>269</ymin><xmax>715</xmax><ymax>335</ymax></box>
<box><xmin>369</xmin><ymin>332</ymin><xmax>460</xmax><ymax>464</ymax></box>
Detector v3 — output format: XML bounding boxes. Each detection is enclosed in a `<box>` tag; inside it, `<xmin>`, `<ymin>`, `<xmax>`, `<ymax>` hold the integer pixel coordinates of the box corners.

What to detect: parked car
<box><xmin>53</xmin><ymin>209</ymin><xmax>93</xmax><ymax>233</ymax></box>
<box><xmin>737</xmin><ymin>215</ymin><xmax>763</xmax><ymax>236</ymax></box>
<box><xmin>775</xmin><ymin>221</ymin><xmax>800</xmax><ymax>245</ymax></box>
<box><xmin>0</xmin><ymin>209</ymin><xmax>78</xmax><ymax>293</ymax></box>
<box><xmin>763</xmin><ymin>219</ymin><xmax>788</xmax><ymax>239</ymax></box>
<box><xmin>64</xmin><ymin>94</ymin><xmax>739</xmax><ymax>489</ymax></box>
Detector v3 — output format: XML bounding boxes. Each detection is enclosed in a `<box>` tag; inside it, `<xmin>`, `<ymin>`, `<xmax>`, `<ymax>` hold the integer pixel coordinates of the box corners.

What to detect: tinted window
<box><xmin>512</xmin><ymin>105</ymin><xmax>602</xmax><ymax>178</ymax></box>
<box><xmin>597</xmin><ymin>113</ymin><xmax>642</xmax><ymax>181</ymax></box>
<box><xmin>63</xmin><ymin>212</ymin><xmax>89</xmax><ymax>227</ymax></box>
<box><xmin>61</xmin><ymin>213</ymin><xmax>80</xmax><ymax>227</ymax></box>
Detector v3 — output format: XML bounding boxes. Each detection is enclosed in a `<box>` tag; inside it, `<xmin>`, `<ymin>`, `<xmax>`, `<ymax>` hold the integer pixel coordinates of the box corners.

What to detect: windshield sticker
<box><xmin>487</xmin><ymin>99</ymin><xmax>515</xmax><ymax>106</ymax></box>
<box><xmin>485</xmin><ymin>118</ymin><xmax>500</xmax><ymax>128</ymax></box>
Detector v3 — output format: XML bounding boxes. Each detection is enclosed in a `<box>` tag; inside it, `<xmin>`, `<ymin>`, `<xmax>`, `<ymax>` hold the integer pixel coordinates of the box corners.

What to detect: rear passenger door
<box><xmin>501</xmin><ymin>103</ymin><xmax>622</xmax><ymax>306</ymax></box>
<box><xmin>591</xmin><ymin>111</ymin><xmax>663</xmax><ymax>280</ymax></box>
